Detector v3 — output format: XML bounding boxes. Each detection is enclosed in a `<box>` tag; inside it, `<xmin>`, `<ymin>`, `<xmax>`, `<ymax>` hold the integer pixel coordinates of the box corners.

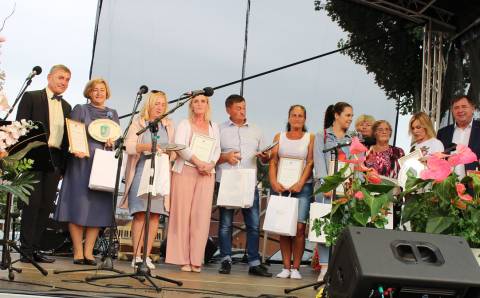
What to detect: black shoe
<box><xmin>83</xmin><ymin>258</ymin><xmax>97</xmax><ymax>266</ymax></box>
<box><xmin>33</xmin><ymin>252</ymin><xmax>55</xmax><ymax>263</ymax></box>
<box><xmin>73</xmin><ymin>259</ymin><xmax>84</xmax><ymax>265</ymax></box>
<box><xmin>248</xmin><ymin>264</ymin><xmax>272</xmax><ymax>277</ymax></box>
<box><xmin>218</xmin><ymin>260</ymin><xmax>231</xmax><ymax>274</ymax></box>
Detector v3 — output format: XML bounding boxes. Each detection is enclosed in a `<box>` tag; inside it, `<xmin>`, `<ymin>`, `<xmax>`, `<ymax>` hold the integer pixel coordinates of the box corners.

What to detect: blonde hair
<box><xmin>188</xmin><ymin>94</ymin><xmax>211</xmax><ymax>122</ymax></box>
<box><xmin>83</xmin><ymin>78</ymin><xmax>111</xmax><ymax>99</ymax></box>
<box><xmin>408</xmin><ymin>112</ymin><xmax>436</xmax><ymax>142</ymax></box>
<box><xmin>140</xmin><ymin>91</ymin><xmax>168</xmax><ymax>121</ymax></box>
<box><xmin>354</xmin><ymin>114</ymin><xmax>375</xmax><ymax>129</ymax></box>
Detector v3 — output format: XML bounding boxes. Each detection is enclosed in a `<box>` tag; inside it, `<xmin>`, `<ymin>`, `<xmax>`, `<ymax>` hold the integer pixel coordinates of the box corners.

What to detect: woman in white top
<box><xmin>165</xmin><ymin>94</ymin><xmax>220</xmax><ymax>273</ymax></box>
<box><xmin>269</xmin><ymin>105</ymin><xmax>314</xmax><ymax>280</ymax></box>
<box><xmin>409</xmin><ymin>112</ymin><xmax>444</xmax><ymax>155</ymax></box>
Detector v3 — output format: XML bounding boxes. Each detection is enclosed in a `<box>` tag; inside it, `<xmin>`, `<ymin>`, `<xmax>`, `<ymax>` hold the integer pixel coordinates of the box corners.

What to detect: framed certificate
<box><xmin>66</xmin><ymin>118</ymin><xmax>90</xmax><ymax>157</ymax></box>
<box><xmin>398</xmin><ymin>149</ymin><xmax>423</xmax><ymax>168</ymax></box>
<box><xmin>277</xmin><ymin>157</ymin><xmax>304</xmax><ymax>189</ymax></box>
<box><xmin>185</xmin><ymin>133</ymin><xmax>215</xmax><ymax>167</ymax></box>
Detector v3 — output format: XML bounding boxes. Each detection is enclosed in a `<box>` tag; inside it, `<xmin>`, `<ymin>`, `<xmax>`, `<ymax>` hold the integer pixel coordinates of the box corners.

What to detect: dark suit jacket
<box><xmin>16</xmin><ymin>89</ymin><xmax>72</xmax><ymax>171</ymax></box>
<box><xmin>437</xmin><ymin>119</ymin><xmax>480</xmax><ymax>171</ymax></box>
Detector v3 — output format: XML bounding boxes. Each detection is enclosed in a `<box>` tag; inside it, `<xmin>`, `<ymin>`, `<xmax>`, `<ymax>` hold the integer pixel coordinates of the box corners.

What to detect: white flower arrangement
<box><xmin>0</xmin><ymin>119</ymin><xmax>37</xmax><ymax>152</ymax></box>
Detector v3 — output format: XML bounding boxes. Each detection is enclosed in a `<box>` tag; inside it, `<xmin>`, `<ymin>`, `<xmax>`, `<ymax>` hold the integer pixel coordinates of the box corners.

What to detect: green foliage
<box><xmin>401</xmin><ymin>172</ymin><xmax>480</xmax><ymax>247</ymax></box>
<box><xmin>311</xmin><ymin>166</ymin><xmax>396</xmax><ymax>246</ymax></box>
<box><xmin>324</xmin><ymin>1</ymin><xmax>424</xmax><ymax>113</ymax></box>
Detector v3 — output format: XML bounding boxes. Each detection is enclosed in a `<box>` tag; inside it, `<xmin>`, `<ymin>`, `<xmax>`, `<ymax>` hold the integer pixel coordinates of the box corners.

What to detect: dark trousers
<box><xmin>19</xmin><ymin>170</ymin><xmax>61</xmax><ymax>254</ymax></box>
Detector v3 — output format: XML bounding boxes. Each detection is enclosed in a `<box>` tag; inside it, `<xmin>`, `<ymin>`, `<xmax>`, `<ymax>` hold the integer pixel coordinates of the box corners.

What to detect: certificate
<box><xmin>185</xmin><ymin>133</ymin><xmax>215</xmax><ymax>167</ymax></box>
<box><xmin>277</xmin><ymin>157</ymin><xmax>304</xmax><ymax>189</ymax></box>
<box><xmin>66</xmin><ymin>118</ymin><xmax>90</xmax><ymax>157</ymax></box>
<box><xmin>398</xmin><ymin>149</ymin><xmax>423</xmax><ymax>168</ymax></box>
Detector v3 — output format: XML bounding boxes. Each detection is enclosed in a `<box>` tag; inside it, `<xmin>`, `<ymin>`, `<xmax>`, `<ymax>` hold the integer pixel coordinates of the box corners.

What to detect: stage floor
<box><xmin>0</xmin><ymin>254</ymin><xmax>320</xmax><ymax>297</ymax></box>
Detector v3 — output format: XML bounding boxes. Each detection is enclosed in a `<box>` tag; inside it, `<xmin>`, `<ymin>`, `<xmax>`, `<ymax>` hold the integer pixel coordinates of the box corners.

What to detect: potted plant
<box><xmin>311</xmin><ymin>137</ymin><xmax>397</xmax><ymax>246</ymax></box>
<box><xmin>400</xmin><ymin>145</ymin><xmax>480</xmax><ymax>247</ymax></box>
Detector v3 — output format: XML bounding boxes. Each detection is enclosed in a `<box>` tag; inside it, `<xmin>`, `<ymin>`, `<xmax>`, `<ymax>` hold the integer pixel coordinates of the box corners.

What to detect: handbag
<box><xmin>88</xmin><ymin>148</ymin><xmax>127</xmax><ymax>192</ymax></box>
<box><xmin>262</xmin><ymin>194</ymin><xmax>298</xmax><ymax>236</ymax></box>
<box><xmin>217</xmin><ymin>165</ymin><xmax>256</xmax><ymax>208</ymax></box>
<box><xmin>137</xmin><ymin>153</ymin><xmax>170</xmax><ymax>200</ymax></box>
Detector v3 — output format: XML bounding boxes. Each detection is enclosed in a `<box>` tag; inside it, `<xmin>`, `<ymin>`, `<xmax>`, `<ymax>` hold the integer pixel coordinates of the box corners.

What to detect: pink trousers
<box><xmin>165</xmin><ymin>166</ymin><xmax>214</xmax><ymax>266</ymax></box>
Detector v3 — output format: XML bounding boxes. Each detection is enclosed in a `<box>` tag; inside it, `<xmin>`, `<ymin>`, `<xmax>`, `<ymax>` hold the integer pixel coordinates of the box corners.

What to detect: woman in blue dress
<box><xmin>55</xmin><ymin>78</ymin><xmax>119</xmax><ymax>265</ymax></box>
<box><xmin>119</xmin><ymin>91</ymin><xmax>174</xmax><ymax>270</ymax></box>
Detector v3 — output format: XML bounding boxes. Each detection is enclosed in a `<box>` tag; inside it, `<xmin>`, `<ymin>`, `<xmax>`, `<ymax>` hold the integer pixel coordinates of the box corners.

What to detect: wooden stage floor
<box><xmin>0</xmin><ymin>254</ymin><xmax>321</xmax><ymax>297</ymax></box>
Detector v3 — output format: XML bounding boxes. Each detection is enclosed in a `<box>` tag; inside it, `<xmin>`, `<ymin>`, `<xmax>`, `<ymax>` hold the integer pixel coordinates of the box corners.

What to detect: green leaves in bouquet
<box><xmin>315</xmin><ymin>163</ymin><xmax>350</xmax><ymax>194</ymax></box>
<box><xmin>426</xmin><ymin>216</ymin><xmax>455</xmax><ymax>234</ymax></box>
<box><xmin>0</xmin><ymin>141</ymin><xmax>44</xmax><ymax>204</ymax></box>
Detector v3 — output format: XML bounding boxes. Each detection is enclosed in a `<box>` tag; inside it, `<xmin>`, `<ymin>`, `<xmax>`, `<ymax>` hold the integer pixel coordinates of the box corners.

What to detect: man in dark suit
<box><xmin>16</xmin><ymin>64</ymin><xmax>72</xmax><ymax>263</ymax></box>
<box><xmin>437</xmin><ymin>95</ymin><xmax>480</xmax><ymax>177</ymax></box>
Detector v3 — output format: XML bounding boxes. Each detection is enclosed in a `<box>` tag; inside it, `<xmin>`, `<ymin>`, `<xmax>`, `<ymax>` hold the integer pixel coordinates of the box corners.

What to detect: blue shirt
<box><xmin>215</xmin><ymin>119</ymin><xmax>266</xmax><ymax>182</ymax></box>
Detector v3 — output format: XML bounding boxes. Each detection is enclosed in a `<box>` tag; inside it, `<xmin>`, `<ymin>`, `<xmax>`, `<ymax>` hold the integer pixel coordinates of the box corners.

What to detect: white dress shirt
<box><xmin>452</xmin><ymin>119</ymin><xmax>473</xmax><ymax>178</ymax></box>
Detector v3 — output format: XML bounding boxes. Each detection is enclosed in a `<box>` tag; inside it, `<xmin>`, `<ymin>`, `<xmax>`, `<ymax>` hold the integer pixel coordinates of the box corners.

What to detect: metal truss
<box><xmin>351</xmin><ymin>0</ymin><xmax>455</xmax><ymax>31</ymax></box>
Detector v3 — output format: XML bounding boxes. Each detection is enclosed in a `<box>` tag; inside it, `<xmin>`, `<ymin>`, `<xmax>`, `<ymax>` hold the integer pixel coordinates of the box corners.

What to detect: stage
<box><xmin>0</xmin><ymin>254</ymin><xmax>319</xmax><ymax>297</ymax></box>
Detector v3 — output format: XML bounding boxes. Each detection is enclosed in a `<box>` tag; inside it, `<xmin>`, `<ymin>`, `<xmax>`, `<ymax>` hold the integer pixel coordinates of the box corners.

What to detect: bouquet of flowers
<box><xmin>400</xmin><ymin>145</ymin><xmax>480</xmax><ymax>247</ymax></box>
<box><xmin>312</xmin><ymin>137</ymin><xmax>397</xmax><ymax>246</ymax></box>
<box><xmin>0</xmin><ymin>120</ymin><xmax>43</xmax><ymax>204</ymax></box>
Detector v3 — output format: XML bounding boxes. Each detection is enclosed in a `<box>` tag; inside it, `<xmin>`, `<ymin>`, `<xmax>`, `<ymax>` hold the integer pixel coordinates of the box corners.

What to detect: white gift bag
<box><xmin>89</xmin><ymin>149</ymin><xmax>127</xmax><ymax>192</ymax></box>
<box><xmin>308</xmin><ymin>202</ymin><xmax>332</xmax><ymax>243</ymax></box>
<box><xmin>137</xmin><ymin>153</ymin><xmax>170</xmax><ymax>200</ymax></box>
<box><xmin>217</xmin><ymin>166</ymin><xmax>256</xmax><ymax>208</ymax></box>
<box><xmin>262</xmin><ymin>194</ymin><xmax>298</xmax><ymax>236</ymax></box>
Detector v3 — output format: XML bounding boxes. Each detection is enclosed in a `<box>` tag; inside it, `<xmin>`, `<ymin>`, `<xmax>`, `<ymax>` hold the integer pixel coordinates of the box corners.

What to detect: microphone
<box><xmin>26</xmin><ymin>66</ymin><xmax>42</xmax><ymax>80</ymax></box>
<box><xmin>322</xmin><ymin>140</ymin><xmax>351</xmax><ymax>153</ymax></box>
<box><xmin>443</xmin><ymin>143</ymin><xmax>457</xmax><ymax>154</ymax></box>
<box><xmin>183</xmin><ymin>87</ymin><xmax>214</xmax><ymax>97</ymax></box>
<box><xmin>137</xmin><ymin>85</ymin><xmax>149</xmax><ymax>95</ymax></box>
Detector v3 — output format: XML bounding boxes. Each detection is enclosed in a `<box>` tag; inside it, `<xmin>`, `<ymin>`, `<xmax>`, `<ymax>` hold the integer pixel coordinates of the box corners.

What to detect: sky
<box><xmin>0</xmin><ymin>0</ymin><xmax>412</xmax><ymax>151</ymax></box>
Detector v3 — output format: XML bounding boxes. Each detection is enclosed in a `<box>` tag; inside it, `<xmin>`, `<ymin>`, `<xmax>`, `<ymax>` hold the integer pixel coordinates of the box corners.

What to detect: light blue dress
<box><xmin>127</xmin><ymin>123</ymin><xmax>169</xmax><ymax>216</ymax></box>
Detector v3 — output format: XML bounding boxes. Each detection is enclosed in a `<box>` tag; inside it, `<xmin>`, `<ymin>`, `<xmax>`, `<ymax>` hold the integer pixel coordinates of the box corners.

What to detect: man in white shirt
<box><xmin>437</xmin><ymin>95</ymin><xmax>480</xmax><ymax>177</ymax></box>
<box><xmin>215</xmin><ymin>94</ymin><xmax>272</xmax><ymax>277</ymax></box>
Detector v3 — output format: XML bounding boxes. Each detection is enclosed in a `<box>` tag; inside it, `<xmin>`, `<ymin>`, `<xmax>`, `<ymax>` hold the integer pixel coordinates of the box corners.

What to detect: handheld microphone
<box><xmin>183</xmin><ymin>87</ymin><xmax>214</xmax><ymax>97</ymax></box>
<box><xmin>137</xmin><ymin>85</ymin><xmax>149</xmax><ymax>95</ymax></box>
<box><xmin>26</xmin><ymin>66</ymin><xmax>42</xmax><ymax>80</ymax></box>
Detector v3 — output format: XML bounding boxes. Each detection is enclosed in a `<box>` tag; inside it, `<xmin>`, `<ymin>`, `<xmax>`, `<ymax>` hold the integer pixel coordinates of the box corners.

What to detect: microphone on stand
<box><xmin>443</xmin><ymin>143</ymin><xmax>457</xmax><ymax>154</ymax></box>
<box><xmin>322</xmin><ymin>140</ymin><xmax>352</xmax><ymax>153</ymax></box>
<box><xmin>137</xmin><ymin>85</ymin><xmax>149</xmax><ymax>96</ymax></box>
<box><xmin>26</xmin><ymin>66</ymin><xmax>42</xmax><ymax>81</ymax></box>
<box><xmin>183</xmin><ymin>87</ymin><xmax>214</xmax><ymax>97</ymax></box>
<box><xmin>2</xmin><ymin>66</ymin><xmax>43</xmax><ymax>120</ymax></box>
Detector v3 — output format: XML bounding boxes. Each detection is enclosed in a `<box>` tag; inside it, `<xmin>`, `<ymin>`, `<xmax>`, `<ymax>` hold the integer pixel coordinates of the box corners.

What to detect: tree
<box><xmin>324</xmin><ymin>0</ymin><xmax>424</xmax><ymax>114</ymax></box>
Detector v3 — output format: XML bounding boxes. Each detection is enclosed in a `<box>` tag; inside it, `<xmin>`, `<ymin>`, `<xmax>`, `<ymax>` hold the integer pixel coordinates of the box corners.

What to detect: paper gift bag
<box><xmin>137</xmin><ymin>153</ymin><xmax>170</xmax><ymax>200</ymax></box>
<box><xmin>308</xmin><ymin>202</ymin><xmax>332</xmax><ymax>243</ymax></box>
<box><xmin>89</xmin><ymin>149</ymin><xmax>127</xmax><ymax>192</ymax></box>
<box><xmin>262</xmin><ymin>195</ymin><xmax>298</xmax><ymax>236</ymax></box>
<box><xmin>217</xmin><ymin>167</ymin><xmax>256</xmax><ymax>208</ymax></box>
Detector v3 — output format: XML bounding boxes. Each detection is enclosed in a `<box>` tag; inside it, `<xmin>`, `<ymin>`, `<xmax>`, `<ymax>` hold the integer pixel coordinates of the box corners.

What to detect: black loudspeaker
<box><xmin>327</xmin><ymin>227</ymin><xmax>480</xmax><ymax>298</ymax></box>
<box><xmin>159</xmin><ymin>237</ymin><xmax>218</xmax><ymax>264</ymax></box>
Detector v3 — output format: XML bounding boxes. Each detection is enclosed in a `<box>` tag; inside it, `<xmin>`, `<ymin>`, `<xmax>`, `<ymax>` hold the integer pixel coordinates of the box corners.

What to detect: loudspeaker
<box><xmin>159</xmin><ymin>237</ymin><xmax>218</xmax><ymax>264</ymax></box>
<box><xmin>327</xmin><ymin>227</ymin><xmax>480</xmax><ymax>298</ymax></box>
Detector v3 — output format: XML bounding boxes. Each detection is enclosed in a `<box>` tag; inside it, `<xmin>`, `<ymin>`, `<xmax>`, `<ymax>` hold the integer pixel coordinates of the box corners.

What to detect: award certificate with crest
<box><xmin>185</xmin><ymin>133</ymin><xmax>216</xmax><ymax>167</ymax></box>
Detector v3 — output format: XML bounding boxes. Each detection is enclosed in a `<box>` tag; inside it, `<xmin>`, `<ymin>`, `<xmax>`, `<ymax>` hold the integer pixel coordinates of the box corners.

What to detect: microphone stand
<box><xmin>284</xmin><ymin>142</ymin><xmax>345</xmax><ymax>295</ymax></box>
<box><xmin>3</xmin><ymin>77</ymin><xmax>33</xmax><ymax>121</ymax></box>
<box><xmin>84</xmin><ymin>96</ymin><xmax>191</xmax><ymax>291</ymax></box>
<box><xmin>54</xmin><ymin>91</ymin><xmax>145</xmax><ymax>279</ymax></box>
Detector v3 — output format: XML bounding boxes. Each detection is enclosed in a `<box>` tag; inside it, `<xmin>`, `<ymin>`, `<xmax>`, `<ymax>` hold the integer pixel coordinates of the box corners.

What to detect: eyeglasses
<box><xmin>376</xmin><ymin>128</ymin><xmax>391</xmax><ymax>133</ymax></box>
<box><xmin>151</xmin><ymin>90</ymin><xmax>162</xmax><ymax>93</ymax></box>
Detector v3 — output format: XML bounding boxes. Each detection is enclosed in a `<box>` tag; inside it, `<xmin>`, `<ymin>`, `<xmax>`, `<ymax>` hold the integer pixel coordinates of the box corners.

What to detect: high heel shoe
<box><xmin>191</xmin><ymin>265</ymin><xmax>201</xmax><ymax>273</ymax></box>
<box><xmin>181</xmin><ymin>265</ymin><xmax>192</xmax><ymax>272</ymax></box>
